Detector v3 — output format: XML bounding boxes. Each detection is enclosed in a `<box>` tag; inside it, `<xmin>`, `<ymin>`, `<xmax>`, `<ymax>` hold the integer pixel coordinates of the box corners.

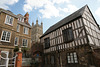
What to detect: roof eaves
<box><xmin>0</xmin><ymin>8</ymin><xmax>18</xmax><ymax>18</ymax></box>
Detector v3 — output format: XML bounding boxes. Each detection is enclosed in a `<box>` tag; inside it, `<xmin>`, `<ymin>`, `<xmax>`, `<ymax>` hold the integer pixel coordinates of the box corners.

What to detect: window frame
<box><xmin>17</xmin><ymin>24</ymin><xmax>20</xmax><ymax>32</ymax></box>
<box><xmin>62</xmin><ymin>27</ymin><xmax>74</xmax><ymax>43</ymax></box>
<box><xmin>1</xmin><ymin>31</ymin><xmax>11</xmax><ymax>42</ymax></box>
<box><xmin>5</xmin><ymin>15</ymin><xmax>14</xmax><ymax>26</ymax></box>
<box><xmin>18</xmin><ymin>17</ymin><xmax>24</xmax><ymax>22</ymax></box>
<box><xmin>14</xmin><ymin>37</ymin><xmax>19</xmax><ymax>46</ymax></box>
<box><xmin>44</xmin><ymin>37</ymin><xmax>50</xmax><ymax>49</ymax></box>
<box><xmin>66</xmin><ymin>52</ymin><xmax>78</xmax><ymax>64</ymax></box>
<box><xmin>23</xmin><ymin>27</ymin><xmax>29</xmax><ymax>34</ymax></box>
<box><xmin>22</xmin><ymin>39</ymin><xmax>28</xmax><ymax>47</ymax></box>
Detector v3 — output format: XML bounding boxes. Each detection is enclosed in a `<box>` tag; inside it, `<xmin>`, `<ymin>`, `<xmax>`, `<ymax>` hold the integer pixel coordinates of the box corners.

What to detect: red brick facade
<box><xmin>16</xmin><ymin>52</ymin><xmax>22</xmax><ymax>67</ymax></box>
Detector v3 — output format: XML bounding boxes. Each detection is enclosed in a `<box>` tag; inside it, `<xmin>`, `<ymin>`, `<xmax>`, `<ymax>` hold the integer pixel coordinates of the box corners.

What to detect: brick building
<box><xmin>40</xmin><ymin>5</ymin><xmax>100</xmax><ymax>67</ymax></box>
<box><xmin>0</xmin><ymin>8</ymin><xmax>31</xmax><ymax>57</ymax></box>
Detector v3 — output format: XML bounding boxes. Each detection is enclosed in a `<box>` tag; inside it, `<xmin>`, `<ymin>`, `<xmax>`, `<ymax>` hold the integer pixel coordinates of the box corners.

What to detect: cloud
<box><xmin>52</xmin><ymin>0</ymin><xmax>70</xmax><ymax>4</ymax></box>
<box><xmin>65</xmin><ymin>4</ymin><xmax>78</xmax><ymax>13</ymax></box>
<box><xmin>23</xmin><ymin>0</ymin><xmax>78</xmax><ymax>19</ymax></box>
<box><xmin>98</xmin><ymin>0</ymin><xmax>100</xmax><ymax>1</ymax></box>
<box><xmin>95</xmin><ymin>7</ymin><xmax>100</xmax><ymax>17</ymax></box>
<box><xmin>23</xmin><ymin>0</ymin><xmax>60</xmax><ymax>18</ymax></box>
<box><xmin>39</xmin><ymin>4</ymin><xmax>59</xmax><ymax>18</ymax></box>
<box><xmin>0</xmin><ymin>0</ymin><xmax>19</xmax><ymax>9</ymax></box>
<box><xmin>23</xmin><ymin>0</ymin><xmax>50</xmax><ymax>11</ymax></box>
<box><xmin>59</xmin><ymin>4</ymin><xmax>78</xmax><ymax>13</ymax></box>
<box><xmin>23</xmin><ymin>4</ymin><xmax>32</xmax><ymax>12</ymax></box>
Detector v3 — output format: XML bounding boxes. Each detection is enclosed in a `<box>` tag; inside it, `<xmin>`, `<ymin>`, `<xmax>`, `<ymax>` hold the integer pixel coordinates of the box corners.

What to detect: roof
<box><xmin>40</xmin><ymin>5</ymin><xmax>87</xmax><ymax>38</ymax></box>
<box><xmin>18</xmin><ymin>21</ymin><xmax>31</xmax><ymax>28</ymax></box>
<box><xmin>0</xmin><ymin>8</ymin><xmax>18</xmax><ymax>18</ymax></box>
<box><xmin>17</xmin><ymin>14</ymin><xmax>25</xmax><ymax>18</ymax></box>
<box><xmin>17</xmin><ymin>14</ymin><xmax>31</xmax><ymax>27</ymax></box>
<box><xmin>0</xmin><ymin>8</ymin><xmax>31</xmax><ymax>27</ymax></box>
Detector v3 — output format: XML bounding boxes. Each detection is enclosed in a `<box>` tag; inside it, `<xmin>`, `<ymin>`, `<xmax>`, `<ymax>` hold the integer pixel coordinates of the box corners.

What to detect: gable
<box><xmin>82</xmin><ymin>6</ymin><xmax>99</xmax><ymax>28</ymax></box>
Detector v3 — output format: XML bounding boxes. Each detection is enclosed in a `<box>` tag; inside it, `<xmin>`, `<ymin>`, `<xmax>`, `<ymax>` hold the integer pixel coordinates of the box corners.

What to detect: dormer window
<box><xmin>18</xmin><ymin>17</ymin><xmax>24</xmax><ymax>22</ymax></box>
<box><xmin>5</xmin><ymin>15</ymin><xmax>13</xmax><ymax>26</ymax></box>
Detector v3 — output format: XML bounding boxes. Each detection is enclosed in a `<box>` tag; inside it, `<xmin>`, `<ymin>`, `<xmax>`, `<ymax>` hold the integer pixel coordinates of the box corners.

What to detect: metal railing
<box><xmin>0</xmin><ymin>51</ymin><xmax>17</xmax><ymax>67</ymax></box>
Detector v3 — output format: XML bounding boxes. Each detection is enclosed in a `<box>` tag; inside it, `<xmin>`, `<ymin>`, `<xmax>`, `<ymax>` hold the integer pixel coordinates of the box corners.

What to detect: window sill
<box><xmin>21</xmin><ymin>46</ymin><xmax>27</xmax><ymax>47</ymax></box>
<box><xmin>14</xmin><ymin>45</ymin><xmax>18</xmax><ymax>46</ymax></box>
<box><xmin>67</xmin><ymin>63</ymin><xmax>78</xmax><ymax>64</ymax></box>
<box><xmin>5</xmin><ymin>23</ymin><xmax>13</xmax><ymax>26</ymax></box>
<box><xmin>23</xmin><ymin>33</ymin><xmax>28</xmax><ymax>35</ymax></box>
<box><xmin>16</xmin><ymin>31</ymin><xmax>20</xmax><ymax>32</ymax></box>
<box><xmin>0</xmin><ymin>40</ymin><xmax>10</xmax><ymax>43</ymax></box>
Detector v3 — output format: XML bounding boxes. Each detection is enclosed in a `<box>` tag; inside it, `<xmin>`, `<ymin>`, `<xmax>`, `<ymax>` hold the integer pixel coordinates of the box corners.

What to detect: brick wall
<box><xmin>16</xmin><ymin>52</ymin><xmax>22</xmax><ymax>67</ymax></box>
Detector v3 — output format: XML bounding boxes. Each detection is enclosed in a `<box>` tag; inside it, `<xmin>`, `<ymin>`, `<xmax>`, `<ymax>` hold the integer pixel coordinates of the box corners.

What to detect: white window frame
<box><xmin>1</xmin><ymin>31</ymin><xmax>11</xmax><ymax>42</ymax></box>
<box><xmin>14</xmin><ymin>37</ymin><xmax>19</xmax><ymax>46</ymax></box>
<box><xmin>18</xmin><ymin>17</ymin><xmax>24</xmax><ymax>22</ymax></box>
<box><xmin>22</xmin><ymin>39</ymin><xmax>28</xmax><ymax>47</ymax></box>
<box><xmin>17</xmin><ymin>24</ymin><xmax>20</xmax><ymax>32</ymax></box>
<box><xmin>23</xmin><ymin>27</ymin><xmax>29</xmax><ymax>34</ymax></box>
<box><xmin>5</xmin><ymin>15</ymin><xmax>14</xmax><ymax>26</ymax></box>
<box><xmin>67</xmin><ymin>52</ymin><xmax>78</xmax><ymax>63</ymax></box>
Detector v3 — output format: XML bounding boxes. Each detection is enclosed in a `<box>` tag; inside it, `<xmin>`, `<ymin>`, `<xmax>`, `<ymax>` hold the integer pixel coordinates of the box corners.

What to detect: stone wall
<box><xmin>22</xmin><ymin>58</ymin><xmax>32</xmax><ymax>67</ymax></box>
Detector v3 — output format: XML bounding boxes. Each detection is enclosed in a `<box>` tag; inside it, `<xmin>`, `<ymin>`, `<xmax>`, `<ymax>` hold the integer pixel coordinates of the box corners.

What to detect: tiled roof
<box><xmin>18</xmin><ymin>21</ymin><xmax>31</xmax><ymax>28</ymax></box>
<box><xmin>17</xmin><ymin>14</ymin><xmax>31</xmax><ymax>27</ymax></box>
<box><xmin>40</xmin><ymin>5</ymin><xmax>87</xmax><ymax>38</ymax></box>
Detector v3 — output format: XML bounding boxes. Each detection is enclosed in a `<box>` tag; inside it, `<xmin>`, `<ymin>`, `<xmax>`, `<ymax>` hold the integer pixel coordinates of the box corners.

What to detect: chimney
<box><xmin>24</xmin><ymin>12</ymin><xmax>29</xmax><ymax>23</ymax></box>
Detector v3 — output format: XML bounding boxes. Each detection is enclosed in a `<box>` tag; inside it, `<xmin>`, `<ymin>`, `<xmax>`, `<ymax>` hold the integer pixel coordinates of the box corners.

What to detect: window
<box><xmin>17</xmin><ymin>24</ymin><xmax>20</xmax><ymax>32</ymax></box>
<box><xmin>67</xmin><ymin>52</ymin><xmax>78</xmax><ymax>63</ymax></box>
<box><xmin>23</xmin><ymin>27</ymin><xmax>28</xmax><ymax>34</ymax></box>
<box><xmin>14</xmin><ymin>37</ymin><xmax>18</xmax><ymax>46</ymax></box>
<box><xmin>5</xmin><ymin>15</ymin><xmax>13</xmax><ymax>25</ymax></box>
<box><xmin>1</xmin><ymin>31</ymin><xmax>11</xmax><ymax>42</ymax></box>
<box><xmin>62</xmin><ymin>28</ymin><xmax>74</xmax><ymax>43</ymax></box>
<box><xmin>22</xmin><ymin>39</ymin><xmax>28</xmax><ymax>47</ymax></box>
<box><xmin>44</xmin><ymin>37</ymin><xmax>50</xmax><ymax>49</ymax></box>
<box><xmin>51</xmin><ymin>56</ymin><xmax>55</xmax><ymax>64</ymax></box>
<box><xmin>18</xmin><ymin>17</ymin><xmax>24</xmax><ymax>22</ymax></box>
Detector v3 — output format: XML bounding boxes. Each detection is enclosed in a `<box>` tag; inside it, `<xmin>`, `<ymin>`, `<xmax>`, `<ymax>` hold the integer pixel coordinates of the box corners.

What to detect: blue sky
<box><xmin>0</xmin><ymin>0</ymin><xmax>100</xmax><ymax>33</ymax></box>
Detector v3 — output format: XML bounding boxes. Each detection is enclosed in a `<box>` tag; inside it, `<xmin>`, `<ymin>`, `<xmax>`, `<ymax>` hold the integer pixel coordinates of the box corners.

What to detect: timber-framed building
<box><xmin>40</xmin><ymin>5</ymin><xmax>100</xmax><ymax>67</ymax></box>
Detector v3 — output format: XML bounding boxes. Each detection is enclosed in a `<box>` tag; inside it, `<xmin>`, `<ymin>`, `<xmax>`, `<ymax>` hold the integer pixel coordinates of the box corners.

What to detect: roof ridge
<box><xmin>48</xmin><ymin>4</ymin><xmax>87</xmax><ymax>29</ymax></box>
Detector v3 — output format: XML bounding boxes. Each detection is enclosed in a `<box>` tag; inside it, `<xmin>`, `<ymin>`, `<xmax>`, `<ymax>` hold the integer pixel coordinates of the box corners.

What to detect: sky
<box><xmin>0</xmin><ymin>0</ymin><xmax>100</xmax><ymax>33</ymax></box>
